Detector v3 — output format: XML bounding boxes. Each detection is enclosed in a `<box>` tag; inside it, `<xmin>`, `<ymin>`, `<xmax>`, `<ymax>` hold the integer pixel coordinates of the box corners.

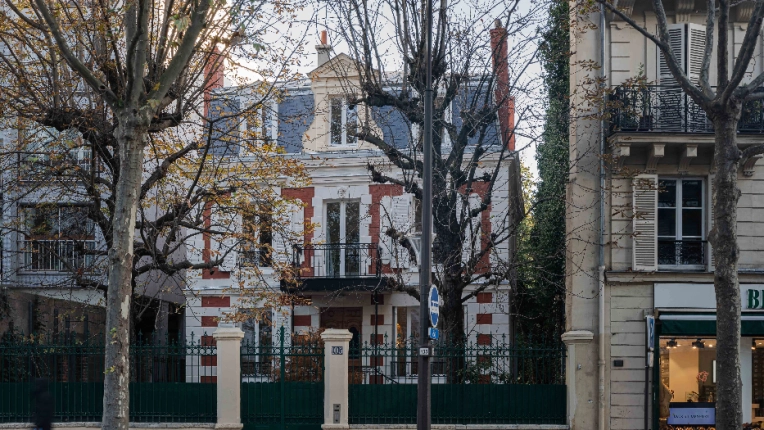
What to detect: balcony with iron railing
<box><xmin>19</xmin><ymin>239</ymin><xmax>97</xmax><ymax>272</ymax></box>
<box><xmin>281</xmin><ymin>243</ymin><xmax>387</xmax><ymax>293</ymax></box>
<box><xmin>658</xmin><ymin>239</ymin><xmax>707</xmax><ymax>269</ymax></box>
<box><xmin>609</xmin><ymin>85</ymin><xmax>764</xmax><ymax>134</ymax></box>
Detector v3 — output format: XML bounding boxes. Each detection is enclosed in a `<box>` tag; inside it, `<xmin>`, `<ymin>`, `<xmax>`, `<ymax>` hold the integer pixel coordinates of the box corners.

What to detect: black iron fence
<box><xmin>0</xmin><ymin>331</ymin><xmax>216</xmax><ymax>423</ymax></box>
<box><xmin>348</xmin><ymin>335</ymin><xmax>566</xmax><ymax>424</ymax></box>
<box><xmin>609</xmin><ymin>85</ymin><xmax>764</xmax><ymax>134</ymax></box>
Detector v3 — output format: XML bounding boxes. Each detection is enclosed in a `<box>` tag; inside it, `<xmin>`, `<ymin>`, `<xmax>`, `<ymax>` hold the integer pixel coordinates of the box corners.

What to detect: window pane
<box><xmin>658</xmin><ymin>208</ymin><xmax>676</xmax><ymax>237</ymax></box>
<box><xmin>658</xmin><ymin>180</ymin><xmax>676</xmax><ymax>207</ymax></box>
<box><xmin>345</xmin><ymin>202</ymin><xmax>360</xmax><ymax>243</ymax></box>
<box><xmin>682</xmin><ymin>180</ymin><xmax>703</xmax><ymax>208</ymax></box>
<box><xmin>682</xmin><ymin>209</ymin><xmax>703</xmax><ymax>237</ymax></box>
<box><xmin>327</xmin><ymin>202</ymin><xmax>341</xmax><ymax>243</ymax></box>
<box><xmin>346</xmin><ymin>103</ymin><xmax>357</xmax><ymax>144</ymax></box>
<box><xmin>330</xmin><ymin>98</ymin><xmax>343</xmax><ymax>145</ymax></box>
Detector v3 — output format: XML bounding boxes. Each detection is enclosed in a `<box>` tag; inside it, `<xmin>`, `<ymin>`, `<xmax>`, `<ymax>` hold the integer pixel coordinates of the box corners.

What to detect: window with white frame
<box><xmin>329</xmin><ymin>97</ymin><xmax>357</xmax><ymax>146</ymax></box>
<box><xmin>657</xmin><ymin>178</ymin><xmax>705</xmax><ymax>267</ymax></box>
<box><xmin>241</xmin><ymin>207</ymin><xmax>272</xmax><ymax>268</ymax></box>
<box><xmin>244</xmin><ymin>102</ymin><xmax>277</xmax><ymax>150</ymax></box>
<box><xmin>20</xmin><ymin>205</ymin><xmax>97</xmax><ymax>271</ymax></box>
<box><xmin>241</xmin><ymin>309</ymin><xmax>274</xmax><ymax>378</ymax></box>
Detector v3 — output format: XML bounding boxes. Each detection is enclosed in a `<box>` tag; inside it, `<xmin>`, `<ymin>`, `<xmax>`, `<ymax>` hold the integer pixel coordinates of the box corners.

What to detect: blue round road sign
<box><xmin>429</xmin><ymin>286</ymin><xmax>439</xmax><ymax>328</ymax></box>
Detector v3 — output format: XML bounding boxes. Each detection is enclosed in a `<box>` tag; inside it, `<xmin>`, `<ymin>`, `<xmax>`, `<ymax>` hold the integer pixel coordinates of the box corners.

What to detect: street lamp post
<box><xmin>417</xmin><ymin>1</ymin><xmax>434</xmax><ymax>430</ymax></box>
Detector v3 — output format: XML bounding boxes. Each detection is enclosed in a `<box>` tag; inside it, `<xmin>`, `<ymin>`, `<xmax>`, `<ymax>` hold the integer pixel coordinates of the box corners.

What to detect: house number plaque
<box><xmin>331</xmin><ymin>346</ymin><xmax>343</xmax><ymax>355</ymax></box>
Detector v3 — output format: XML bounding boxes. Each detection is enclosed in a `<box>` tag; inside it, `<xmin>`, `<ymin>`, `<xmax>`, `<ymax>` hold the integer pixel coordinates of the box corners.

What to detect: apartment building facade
<box><xmin>567</xmin><ymin>3</ymin><xmax>764</xmax><ymax>430</ymax></box>
<box><xmin>184</xmin><ymin>28</ymin><xmax>523</xmax><ymax>384</ymax></box>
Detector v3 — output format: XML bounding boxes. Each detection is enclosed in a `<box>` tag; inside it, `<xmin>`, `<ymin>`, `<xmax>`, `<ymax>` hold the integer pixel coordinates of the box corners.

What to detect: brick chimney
<box><xmin>204</xmin><ymin>47</ymin><xmax>225</xmax><ymax>116</ymax></box>
<box><xmin>316</xmin><ymin>30</ymin><xmax>332</xmax><ymax>67</ymax></box>
<box><xmin>490</xmin><ymin>20</ymin><xmax>515</xmax><ymax>151</ymax></box>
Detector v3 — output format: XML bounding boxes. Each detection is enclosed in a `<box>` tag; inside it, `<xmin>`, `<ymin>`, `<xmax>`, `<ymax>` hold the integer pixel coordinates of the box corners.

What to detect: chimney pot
<box><xmin>494</xmin><ymin>19</ymin><xmax>502</xmax><ymax>29</ymax></box>
<box><xmin>316</xmin><ymin>30</ymin><xmax>331</xmax><ymax>67</ymax></box>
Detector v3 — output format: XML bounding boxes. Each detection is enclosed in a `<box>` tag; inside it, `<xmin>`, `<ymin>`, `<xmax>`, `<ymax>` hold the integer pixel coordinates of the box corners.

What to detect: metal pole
<box><xmin>417</xmin><ymin>0</ymin><xmax>433</xmax><ymax>429</ymax></box>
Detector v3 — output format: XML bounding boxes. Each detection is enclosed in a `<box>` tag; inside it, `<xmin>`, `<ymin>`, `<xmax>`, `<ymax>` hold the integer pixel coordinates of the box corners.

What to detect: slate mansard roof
<box><xmin>207</xmin><ymin>79</ymin><xmax>503</xmax><ymax>156</ymax></box>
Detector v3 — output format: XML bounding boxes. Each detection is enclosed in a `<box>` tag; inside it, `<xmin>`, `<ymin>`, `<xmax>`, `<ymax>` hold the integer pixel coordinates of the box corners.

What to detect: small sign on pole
<box><xmin>429</xmin><ymin>327</ymin><xmax>439</xmax><ymax>340</ymax></box>
<box><xmin>646</xmin><ymin>315</ymin><xmax>655</xmax><ymax>351</ymax></box>
<box><xmin>429</xmin><ymin>286</ymin><xmax>439</xmax><ymax>328</ymax></box>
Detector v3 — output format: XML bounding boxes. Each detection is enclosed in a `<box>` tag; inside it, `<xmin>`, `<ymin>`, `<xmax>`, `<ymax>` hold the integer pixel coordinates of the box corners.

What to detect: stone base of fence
<box><xmin>349</xmin><ymin>425</ymin><xmax>568</xmax><ymax>430</ymax></box>
<box><xmin>0</xmin><ymin>423</ymin><xmax>215</xmax><ymax>430</ymax></box>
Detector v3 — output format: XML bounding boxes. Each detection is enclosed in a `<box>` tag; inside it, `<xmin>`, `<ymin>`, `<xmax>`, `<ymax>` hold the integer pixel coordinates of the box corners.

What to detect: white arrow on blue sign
<box><xmin>429</xmin><ymin>285</ymin><xmax>439</xmax><ymax>328</ymax></box>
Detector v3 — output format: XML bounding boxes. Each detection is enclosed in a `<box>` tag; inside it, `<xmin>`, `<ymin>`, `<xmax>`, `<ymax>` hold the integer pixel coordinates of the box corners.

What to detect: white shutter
<box><xmin>219</xmin><ymin>211</ymin><xmax>241</xmax><ymax>272</ymax></box>
<box><xmin>271</xmin><ymin>205</ymin><xmax>292</xmax><ymax>265</ymax></box>
<box><xmin>658</xmin><ymin>24</ymin><xmax>686</xmax><ymax>84</ymax></box>
<box><xmin>209</xmin><ymin>206</ymin><xmax>224</xmax><ymax>268</ymax></box>
<box><xmin>391</xmin><ymin>194</ymin><xmax>414</xmax><ymax>268</ymax></box>
<box><xmin>460</xmin><ymin>194</ymin><xmax>482</xmax><ymax>265</ymax></box>
<box><xmin>379</xmin><ymin>196</ymin><xmax>393</xmax><ymax>265</ymax></box>
<box><xmin>187</xmin><ymin>227</ymin><xmax>205</xmax><ymax>265</ymax></box>
<box><xmin>269</xmin><ymin>101</ymin><xmax>279</xmax><ymax>142</ymax></box>
<box><xmin>687</xmin><ymin>23</ymin><xmax>706</xmax><ymax>84</ymax></box>
<box><xmin>441</xmin><ymin>102</ymin><xmax>452</xmax><ymax>156</ymax></box>
<box><xmin>708</xmin><ymin>174</ymin><xmax>715</xmax><ymax>272</ymax></box>
<box><xmin>632</xmin><ymin>174</ymin><xmax>658</xmax><ymax>272</ymax></box>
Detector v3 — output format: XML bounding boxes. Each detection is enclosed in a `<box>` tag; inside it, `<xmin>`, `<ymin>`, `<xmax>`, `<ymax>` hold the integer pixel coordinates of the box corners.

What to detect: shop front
<box><xmin>654</xmin><ymin>284</ymin><xmax>764</xmax><ymax>429</ymax></box>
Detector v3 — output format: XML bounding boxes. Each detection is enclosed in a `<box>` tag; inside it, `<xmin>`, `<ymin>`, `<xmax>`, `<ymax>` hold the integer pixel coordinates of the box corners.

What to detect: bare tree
<box><xmin>0</xmin><ymin>0</ymin><xmax>306</xmax><ymax>428</ymax></box>
<box><xmin>588</xmin><ymin>1</ymin><xmax>764</xmax><ymax>428</ymax></box>
<box><xmin>321</xmin><ymin>0</ymin><xmax>544</xmax><ymax>345</ymax></box>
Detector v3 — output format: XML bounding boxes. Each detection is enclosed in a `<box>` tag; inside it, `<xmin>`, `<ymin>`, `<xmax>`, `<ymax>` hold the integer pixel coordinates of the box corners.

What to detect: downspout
<box><xmin>598</xmin><ymin>5</ymin><xmax>607</xmax><ymax>430</ymax></box>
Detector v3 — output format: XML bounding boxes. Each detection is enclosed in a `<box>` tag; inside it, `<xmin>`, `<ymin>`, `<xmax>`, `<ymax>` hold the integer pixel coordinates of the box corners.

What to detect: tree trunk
<box><xmin>102</xmin><ymin>111</ymin><xmax>148</xmax><ymax>430</ymax></box>
<box><xmin>712</xmin><ymin>113</ymin><xmax>743</xmax><ymax>430</ymax></box>
<box><xmin>439</xmin><ymin>281</ymin><xmax>466</xmax><ymax>383</ymax></box>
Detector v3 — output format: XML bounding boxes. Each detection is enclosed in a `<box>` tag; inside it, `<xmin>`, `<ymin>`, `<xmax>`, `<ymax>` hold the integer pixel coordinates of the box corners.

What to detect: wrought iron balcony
<box><xmin>609</xmin><ymin>85</ymin><xmax>764</xmax><ymax>134</ymax></box>
<box><xmin>658</xmin><ymin>239</ymin><xmax>707</xmax><ymax>267</ymax></box>
<box><xmin>281</xmin><ymin>243</ymin><xmax>386</xmax><ymax>293</ymax></box>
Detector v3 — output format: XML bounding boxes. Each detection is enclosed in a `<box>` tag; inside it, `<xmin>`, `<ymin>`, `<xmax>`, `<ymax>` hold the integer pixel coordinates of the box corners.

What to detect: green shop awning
<box><xmin>659</xmin><ymin>313</ymin><xmax>764</xmax><ymax>336</ymax></box>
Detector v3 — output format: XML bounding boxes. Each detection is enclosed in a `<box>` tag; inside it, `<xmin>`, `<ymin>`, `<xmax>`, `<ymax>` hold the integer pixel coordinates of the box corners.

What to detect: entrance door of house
<box><xmin>325</xmin><ymin>201</ymin><xmax>360</xmax><ymax>277</ymax></box>
<box><xmin>320</xmin><ymin>307</ymin><xmax>362</xmax><ymax>362</ymax></box>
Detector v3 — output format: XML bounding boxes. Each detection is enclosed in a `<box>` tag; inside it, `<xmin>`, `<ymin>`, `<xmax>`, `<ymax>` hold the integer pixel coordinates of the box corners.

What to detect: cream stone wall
<box><xmin>607</xmin><ymin>283</ymin><xmax>652</xmax><ymax>430</ymax></box>
<box><xmin>304</xmin><ymin>55</ymin><xmax>382</xmax><ymax>152</ymax></box>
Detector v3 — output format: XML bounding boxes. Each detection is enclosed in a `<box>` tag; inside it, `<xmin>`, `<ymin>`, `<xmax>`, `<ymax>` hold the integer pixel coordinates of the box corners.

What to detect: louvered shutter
<box><xmin>441</xmin><ymin>102</ymin><xmax>453</xmax><ymax>156</ymax></box>
<box><xmin>391</xmin><ymin>194</ymin><xmax>414</xmax><ymax>268</ymax></box>
<box><xmin>379</xmin><ymin>196</ymin><xmax>393</xmax><ymax>265</ymax></box>
<box><xmin>271</xmin><ymin>205</ymin><xmax>293</xmax><ymax>265</ymax></box>
<box><xmin>209</xmin><ymin>206</ymin><xmax>224</xmax><ymax>268</ymax></box>
<box><xmin>632</xmin><ymin>174</ymin><xmax>658</xmax><ymax>272</ymax></box>
<box><xmin>708</xmin><ymin>174</ymin><xmax>715</xmax><ymax>272</ymax></box>
<box><xmin>187</xmin><ymin>227</ymin><xmax>205</xmax><ymax>265</ymax></box>
<box><xmin>219</xmin><ymin>211</ymin><xmax>241</xmax><ymax>272</ymax></box>
<box><xmin>658</xmin><ymin>24</ymin><xmax>686</xmax><ymax>84</ymax></box>
<box><xmin>269</xmin><ymin>101</ymin><xmax>279</xmax><ymax>142</ymax></box>
<box><xmin>458</xmin><ymin>194</ymin><xmax>482</xmax><ymax>265</ymax></box>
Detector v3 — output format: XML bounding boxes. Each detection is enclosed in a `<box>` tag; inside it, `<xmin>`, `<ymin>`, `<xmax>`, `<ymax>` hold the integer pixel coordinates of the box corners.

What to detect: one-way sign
<box><xmin>429</xmin><ymin>285</ymin><xmax>439</xmax><ymax>328</ymax></box>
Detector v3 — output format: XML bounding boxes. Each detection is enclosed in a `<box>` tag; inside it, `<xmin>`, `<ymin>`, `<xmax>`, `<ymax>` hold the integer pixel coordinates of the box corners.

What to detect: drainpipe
<box><xmin>598</xmin><ymin>5</ymin><xmax>607</xmax><ymax>430</ymax></box>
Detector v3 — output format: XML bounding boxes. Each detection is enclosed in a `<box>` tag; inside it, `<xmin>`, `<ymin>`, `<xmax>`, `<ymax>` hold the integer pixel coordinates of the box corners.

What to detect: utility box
<box><xmin>333</xmin><ymin>404</ymin><xmax>340</xmax><ymax>424</ymax></box>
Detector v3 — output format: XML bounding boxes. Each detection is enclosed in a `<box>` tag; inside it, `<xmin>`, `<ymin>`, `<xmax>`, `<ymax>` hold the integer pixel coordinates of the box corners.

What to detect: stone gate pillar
<box><xmin>321</xmin><ymin>329</ymin><xmax>353</xmax><ymax>430</ymax></box>
<box><xmin>214</xmin><ymin>325</ymin><xmax>245</xmax><ymax>430</ymax></box>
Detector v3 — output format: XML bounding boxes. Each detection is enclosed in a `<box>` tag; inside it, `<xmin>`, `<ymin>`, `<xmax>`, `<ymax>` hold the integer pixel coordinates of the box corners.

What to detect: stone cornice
<box><xmin>607</xmin><ymin>271</ymin><xmax>764</xmax><ymax>284</ymax></box>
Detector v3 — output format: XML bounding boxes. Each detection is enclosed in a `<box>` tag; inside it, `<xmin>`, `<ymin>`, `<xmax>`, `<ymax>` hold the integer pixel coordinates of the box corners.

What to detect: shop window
<box><xmin>658</xmin><ymin>337</ymin><xmax>717</xmax><ymax>428</ymax></box>
<box><xmin>657</xmin><ymin>178</ymin><xmax>705</xmax><ymax>269</ymax></box>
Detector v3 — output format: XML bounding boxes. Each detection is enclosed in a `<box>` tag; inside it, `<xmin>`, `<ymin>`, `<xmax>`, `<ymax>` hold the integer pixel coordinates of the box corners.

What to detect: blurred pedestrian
<box><xmin>31</xmin><ymin>378</ymin><xmax>53</xmax><ymax>430</ymax></box>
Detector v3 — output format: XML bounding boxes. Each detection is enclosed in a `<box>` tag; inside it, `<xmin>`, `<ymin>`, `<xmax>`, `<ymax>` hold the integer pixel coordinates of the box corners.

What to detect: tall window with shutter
<box><xmin>633</xmin><ymin>175</ymin><xmax>658</xmax><ymax>272</ymax></box>
<box><xmin>657</xmin><ymin>178</ymin><xmax>705</xmax><ymax>269</ymax></box>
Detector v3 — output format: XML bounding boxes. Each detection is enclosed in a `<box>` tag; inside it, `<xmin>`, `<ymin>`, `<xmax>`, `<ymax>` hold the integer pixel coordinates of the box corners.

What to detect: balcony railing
<box><xmin>609</xmin><ymin>85</ymin><xmax>764</xmax><ymax>134</ymax></box>
<box><xmin>658</xmin><ymin>239</ymin><xmax>707</xmax><ymax>267</ymax></box>
<box><xmin>20</xmin><ymin>239</ymin><xmax>97</xmax><ymax>272</ymax></box>
<box><xmin>292</xmin><ymin>243</ymin><xmax>381</xmax><ymax>278</ymax></box>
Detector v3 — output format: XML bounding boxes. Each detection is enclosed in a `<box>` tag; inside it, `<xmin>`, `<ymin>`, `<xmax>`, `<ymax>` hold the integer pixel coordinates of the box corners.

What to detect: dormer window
<box><xmin>330</xmin><ymin>97</ymin><xmax>357</xmax><ymax>146</ymax></box>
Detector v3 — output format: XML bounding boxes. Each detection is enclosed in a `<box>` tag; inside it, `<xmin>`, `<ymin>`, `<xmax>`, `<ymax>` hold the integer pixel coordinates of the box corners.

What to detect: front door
<box><xmin>320</xmin><ymin>307</ymin><xmax>362</xmax><ymax>360</ymax></box>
